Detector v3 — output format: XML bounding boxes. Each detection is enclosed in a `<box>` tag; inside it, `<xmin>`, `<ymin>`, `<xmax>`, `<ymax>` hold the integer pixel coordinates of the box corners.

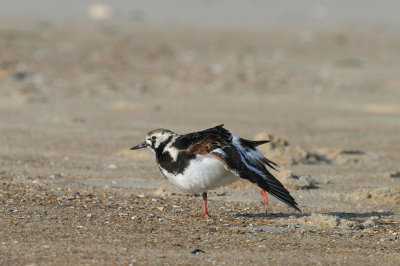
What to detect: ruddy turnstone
<box><xmin>130</xmin><ymin>124</ymin><xmax>300</xmax><ymax>216</ymax></box>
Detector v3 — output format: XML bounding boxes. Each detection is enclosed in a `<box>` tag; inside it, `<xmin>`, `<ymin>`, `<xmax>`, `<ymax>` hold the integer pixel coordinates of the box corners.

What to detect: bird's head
<box><xmin>130</xmin><ymin>129</ymin><xmax>176</xmax><ymax>152</ymax></box>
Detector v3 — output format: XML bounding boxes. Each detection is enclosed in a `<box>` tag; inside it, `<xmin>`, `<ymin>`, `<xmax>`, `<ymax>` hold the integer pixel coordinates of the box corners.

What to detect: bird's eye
<box><xmin>151</xmin><ymin>136</ymin><xmax>156</xmax><ymax>140</ymax></box>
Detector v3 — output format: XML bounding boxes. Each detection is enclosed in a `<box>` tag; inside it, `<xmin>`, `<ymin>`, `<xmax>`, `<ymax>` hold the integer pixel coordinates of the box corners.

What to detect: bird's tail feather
<box><xmin>265</xmin><ymin>179</ymin><xmax>301</xmax><ymax>212</ymax></box>
<box><xmin>245</xmin><ymin>170</ymin><xmax>301</xmax><ymax>212</ymax></box>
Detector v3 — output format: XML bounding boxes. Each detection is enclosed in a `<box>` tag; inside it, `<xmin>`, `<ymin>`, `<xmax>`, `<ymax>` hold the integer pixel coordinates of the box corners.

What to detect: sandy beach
<box><xmin>1</xmin><ymin>9</ymin><xmax>400</xmax><ymax>264</ymax></box>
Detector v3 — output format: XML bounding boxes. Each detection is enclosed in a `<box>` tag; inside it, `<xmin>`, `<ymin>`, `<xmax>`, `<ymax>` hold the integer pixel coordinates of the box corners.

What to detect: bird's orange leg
<box><xmin>258</xmin><ymin>187</ymin><xmax>271</xmax><ymax>212</ymax></box>
<box><xmin>192</xmin><ymin>192</ymin><xmax>210</xmax><ymax>217</ymax></box>
<box><xmin>200</xmin><ymin>192</ymin><xmax>210</xmax><ymax>217</ymax></box>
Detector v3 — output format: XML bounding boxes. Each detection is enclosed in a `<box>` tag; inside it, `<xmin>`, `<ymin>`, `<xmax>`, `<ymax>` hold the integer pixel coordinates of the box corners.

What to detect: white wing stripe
<box><xmin>213</xmin><ymin>148</ymin><xmax>226</xmax><ymax>156</ymax></box>
<box><xmin>232</xmin><ymin>139</ymin><xmax>269</xmax><ymax>181</ymax></box>
<box><xmin>232</xmin><ymin>135</ymin><xmax>269</xmax><ymax>167</ymax></box>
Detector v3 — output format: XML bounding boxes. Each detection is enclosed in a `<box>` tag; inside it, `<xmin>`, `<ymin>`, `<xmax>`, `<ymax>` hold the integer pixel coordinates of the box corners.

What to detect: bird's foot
<box><xmin>191</xmin><ymin>211</ymin><xmax>210</xmax><ymax>218</ymax></box>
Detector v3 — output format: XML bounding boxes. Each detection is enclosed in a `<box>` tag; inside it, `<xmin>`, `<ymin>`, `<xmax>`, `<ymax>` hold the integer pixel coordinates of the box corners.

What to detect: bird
<box><xmin>130</xmin><ymin>124</ymin><xmax>300</xmax><ymax>217</ymax></box>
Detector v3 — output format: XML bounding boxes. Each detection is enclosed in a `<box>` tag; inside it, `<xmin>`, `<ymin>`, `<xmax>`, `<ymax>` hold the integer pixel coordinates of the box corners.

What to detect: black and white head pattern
<box><xmin>145</xmin><ymin>129</ymin><xmax>175</xmax><ymax>152</ymax></box>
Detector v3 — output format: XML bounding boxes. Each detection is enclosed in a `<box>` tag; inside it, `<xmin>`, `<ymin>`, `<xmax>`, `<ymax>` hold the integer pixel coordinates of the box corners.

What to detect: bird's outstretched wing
<box><xmin>172</xmin><ymin>124</ymin><xmax>300</xmax><ymax>211</ymax></box>
<box><xmin>211</xmin><ymin>136</ymin><xmax>301</xmax><ymax>212</ymax></box>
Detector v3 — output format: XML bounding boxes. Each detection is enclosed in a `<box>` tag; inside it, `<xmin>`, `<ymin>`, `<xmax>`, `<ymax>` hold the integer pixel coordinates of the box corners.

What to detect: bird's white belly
<box><xmin>160</xmin><ymin>155</ymin><xmax>239</xmax><ymax>193</ymax></box>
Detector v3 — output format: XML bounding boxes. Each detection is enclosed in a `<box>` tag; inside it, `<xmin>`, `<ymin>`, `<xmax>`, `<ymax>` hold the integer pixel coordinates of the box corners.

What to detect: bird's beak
<box><xmin>130</xmin><ymin>141</ymin><xmax>148</xmax><ymax>150</ymax></box>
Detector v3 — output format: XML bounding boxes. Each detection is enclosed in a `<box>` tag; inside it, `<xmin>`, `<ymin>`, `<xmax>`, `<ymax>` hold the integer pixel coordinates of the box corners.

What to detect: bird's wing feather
<box><xmin>172</xmin><ymin>124</ymin><xmax>232</xmax><ymax>154</ymax></box>
<box><xmin>210</xmin><ymin>136</ymin><xmax>300</xmax><ymax>212</ymax></box>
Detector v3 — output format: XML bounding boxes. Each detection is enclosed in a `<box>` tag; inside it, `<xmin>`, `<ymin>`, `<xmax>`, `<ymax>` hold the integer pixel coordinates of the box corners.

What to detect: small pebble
<box><xmin>107</xmin><ymin>164</ymin><xmax>117</xmax><ymax>169</ymax></box>
<box><xmin>385</xmin><ymin>171</ymin><xmax>400</xmax><ymax>178</ymax></box>
<box><xmin>191</xmin><ymin>249</ymin><xmax>205</xmax><ymax>255</ymax></box>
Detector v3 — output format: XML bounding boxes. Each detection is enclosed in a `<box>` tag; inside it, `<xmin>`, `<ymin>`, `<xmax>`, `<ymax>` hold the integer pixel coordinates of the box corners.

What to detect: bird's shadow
<box><xmin>233</xmin><ymin>212</ymin><xmax>309</xmax><ymax>219</ymax></box>
<box><xmin>233</xmin><ymin>211</ymin><xmax>396</xmax><ymax>220</ymax></box>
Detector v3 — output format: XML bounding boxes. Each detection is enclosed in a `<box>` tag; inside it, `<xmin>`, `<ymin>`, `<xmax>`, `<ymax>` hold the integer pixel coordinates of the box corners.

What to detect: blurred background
<box><xmin>1</xmin><ymin>0</ymin><xmax>399</xmax><ymax>143</ymax></box>
<box><xmin>1</xmin><ymin>1</ymin><xmax>400</xmax><ymax>264</ymax></box>
<box><xmin>1</xmin><ymin>0</ymin><xmax>400</xmax><ymax>28</ymax></box>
